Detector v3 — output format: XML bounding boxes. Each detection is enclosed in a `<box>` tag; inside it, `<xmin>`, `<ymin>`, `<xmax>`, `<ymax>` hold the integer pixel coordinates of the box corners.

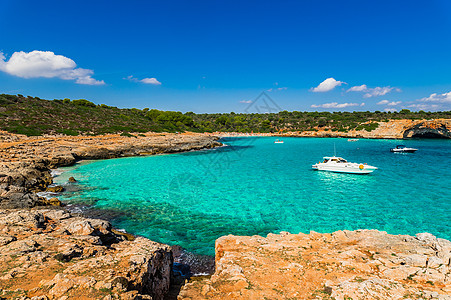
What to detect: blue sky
<box><xmin>1</xmin><ymin>0</ymin><xmax>451</xmax><ymax>113</ymax></box>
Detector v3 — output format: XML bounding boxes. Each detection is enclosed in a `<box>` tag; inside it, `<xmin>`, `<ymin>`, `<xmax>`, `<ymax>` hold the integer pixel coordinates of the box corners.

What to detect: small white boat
<box><xmin>348</xmin><ymin>138</ymin><xmax>359</xmax><ymax>142</ymax></box>
<box><xmin>312</xmin><ymin>156</ymin><xmax>378</xmax><ymax>174</ymax></box>
<box><xmin>274</xmin><ymin>139</ymin><xmax>284</xmax><ymax>144</ymax></box>
<box><xmin>390</xmin><ymin>145</ymin><xmax>418</xmax><ymax>153</ymax></box>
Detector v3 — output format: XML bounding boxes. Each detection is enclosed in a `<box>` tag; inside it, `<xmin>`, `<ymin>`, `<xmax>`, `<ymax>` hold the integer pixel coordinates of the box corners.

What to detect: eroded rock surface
<box><xmin>0</xmin><ymin>132</ymin><xmax>221</xmax><ymax>209</ymax></box>
<box><xmin>403</xmin><ymin>119</ymin><xmax>451</xmax><ymax>139</ymax></box>
<box><xmin>0</xmin><ymin>208</ymin><xmax>172</xmax><ymax>299</ymax></box>
<box><xmin>179</xmin><ymin>230</ymin><xmax>451</xmax><ymax>299</ymax></box>
<box><xmin>278</xmin><ymin>119</ymin><xmax>451</xmax><ymax>139</ymax></box>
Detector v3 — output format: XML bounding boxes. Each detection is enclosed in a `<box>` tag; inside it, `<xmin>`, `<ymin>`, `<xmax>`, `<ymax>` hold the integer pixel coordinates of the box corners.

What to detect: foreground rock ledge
<box><xmin>179</xmin><ymin>230</ymin><xmax>451</xmax><ymax>300</ymax></box>
<box><xmin>0</xmin><ymin>209</ymin><xmax>172</xmax><ymax>300</ymax></box>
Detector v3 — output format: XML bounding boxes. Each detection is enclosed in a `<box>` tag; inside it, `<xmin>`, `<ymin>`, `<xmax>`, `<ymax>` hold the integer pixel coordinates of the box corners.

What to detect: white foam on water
<box><xmin>51</xmin><ymin>169</ymin><xmax>64</xmax><ymax>177</ymax></box>
<box><xmin>36</xmin><ymin>191</ymin><xmax>59</xmax><ymax>199</ymax></box>
<box><xmin>192</xmin><ymin>272</ymin><xmax>211</xmax><ymax>276</ymax></box>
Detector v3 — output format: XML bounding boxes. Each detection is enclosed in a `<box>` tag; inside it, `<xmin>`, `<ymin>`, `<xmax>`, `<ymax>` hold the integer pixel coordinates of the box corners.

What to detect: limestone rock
<box><xmin>180</xmin><ymin>230</ymin><xmax>451</xmax><ymax>299</ymax></box>
<box><xmin>0</xmin><ymin>208</ymin><xmax>172</xmax><ymax>299</ymax></box>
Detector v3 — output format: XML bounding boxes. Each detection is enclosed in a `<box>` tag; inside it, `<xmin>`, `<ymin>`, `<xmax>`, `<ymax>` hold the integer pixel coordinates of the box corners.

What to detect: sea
<box><xmin>54</xmin><ymin>137</ymin><xmax>451</xmax><ymax>256</ymax></box>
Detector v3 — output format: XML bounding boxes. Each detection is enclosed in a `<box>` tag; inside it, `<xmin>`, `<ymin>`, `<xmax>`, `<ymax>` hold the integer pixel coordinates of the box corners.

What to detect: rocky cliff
<box><xmin>0</xmin><ymin>208</ymin><xmax>172</xmax><ymax>299</ymax></box>
<box><xmin>281</xmin><ymin>119</ymin><xmax>451</xmax><ymax>139</ymax></box>
<box><xmin>403</xmin><ymin>119</ymin><xmax>451</xmax><ymax>139</ymax></box>
<box><xmin>0</xmin><ymin>132</ymin><xmax>221</xmax><ymax>209</ymax></box>
<box><xmin>179</xmin><ymin>230</ymin><xmax>451</xmax><ymax>299</ymax></box>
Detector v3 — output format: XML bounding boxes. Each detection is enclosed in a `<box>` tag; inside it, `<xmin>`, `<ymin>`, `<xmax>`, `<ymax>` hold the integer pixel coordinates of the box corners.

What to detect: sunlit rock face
<box><xmin>0</xmin><ymin>209</ymin><xmax>173</xmax><ymax>299</ymax></box>
<box><xmin>179</xmin><ymin>230</ymin><xmax>451</xmax><ymax>300</ymax></box>
<box><xmin>403</xmin><ymin>119</ymin><xmax>451</xmax><ymax>139</ymax></box>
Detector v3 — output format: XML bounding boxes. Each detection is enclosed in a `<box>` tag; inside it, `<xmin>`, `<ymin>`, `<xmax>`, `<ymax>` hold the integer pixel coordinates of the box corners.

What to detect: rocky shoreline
<box><xmin>0</xmin><ymin>132</ymin><xmax>221</xmax><ymax>209</ymax></box>
<box><xmin>283</xmin><ymin>119</ymin><xmax>451</xmax><ymax>139</ymax></box>
<box><xmin>212</xmin><ymin>119</ymin><xmax>451</xmax><ymax>139</ymax></box>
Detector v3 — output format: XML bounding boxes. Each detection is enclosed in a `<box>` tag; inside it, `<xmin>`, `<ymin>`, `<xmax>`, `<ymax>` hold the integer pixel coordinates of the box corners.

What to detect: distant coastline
<box><xmin>208</xmin><ymin>118</ymin><xmax>451</xmax><ymax>139</ymax></box>
<box><xmin>1</xmin><ymin>94</ymin><xmax>451</xmax><ymax>137</ymax></box>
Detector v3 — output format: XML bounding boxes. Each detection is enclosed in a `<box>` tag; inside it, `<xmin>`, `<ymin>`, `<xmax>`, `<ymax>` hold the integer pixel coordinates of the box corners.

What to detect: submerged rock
<box><xmin>37</xmin><ymin>197</ymin><xmax>62</xmax><ymax>206</ymax></box>
<box><xmin>46</xmin><ymin>185</ymin><xmax>65</xmax><ymax>193</ymax></box>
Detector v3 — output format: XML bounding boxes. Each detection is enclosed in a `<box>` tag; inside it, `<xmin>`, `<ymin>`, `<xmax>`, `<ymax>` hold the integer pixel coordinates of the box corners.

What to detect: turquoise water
<box><xmin>55</xmin><ymin>137</ymin><xmax>451</xmax><ymax>255</ymax></box>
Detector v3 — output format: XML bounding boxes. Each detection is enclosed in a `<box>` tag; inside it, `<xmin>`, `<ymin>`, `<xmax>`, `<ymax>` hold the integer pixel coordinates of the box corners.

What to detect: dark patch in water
<box><xmin>171</xmin><ymin>245</ymin><xmax>215</xmax><ymax>276</ymax></box>
<box><xmin>80</xmin><ymin>207</ymin><xmax>126</xmax><ymax>221</ymax></box>
<box><xmin>64</xmin><ymin>203</ymin><xmax>216</xmax><ymax>279</ymax></box>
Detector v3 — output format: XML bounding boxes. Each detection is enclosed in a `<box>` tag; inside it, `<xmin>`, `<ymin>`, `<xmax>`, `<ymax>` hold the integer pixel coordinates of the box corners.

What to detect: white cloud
<box><xmin>384</xmin><ymin>108</ymin><xmax>397</xmax><ymax>112</ymax></box>
<box><xmin>0</xmin><ymin>50</ymin><xmax>105</xmax><ymax>85</ymax></box>
<box><xmin>419</xmin><ymin>91</ymin><xmax>451</xmax><ymax>103</ymax></box>
<box><xmin>364</xmin><ymin>86</ymin><xmax>400</xmax><ymax>98</ymax></box>
<box><xmin>126</xmin><ymin>75</ymin><xmax>161</xmax><ymax>85</ymax></box>
<box><xmin>408</xmin><ymin>103</ymin><xmax>439</xmax><ymax>111</ymax></box>
<box><xmin>377</xmin><ymin>100</ymin><xmax>401</xmax><ymax>106</ymax></box>
<box><xmin>267</xmin><ymin>87</ymin><xmax>287</xmax><ymax>92</ymax></box>
<box><xmin>347</xmin><ymin>84</ymin><xmax>401</xmax><ymax>98</ymax></box>
<box><xmin>141</xmin><ymin>77</ymin><xmax>161</xmax><ymax>85</ymax></box>
<box><xmin>311</xmin><ymin>78</ymin><xmax>345</xmax><ymax>92</ymax></box>
<box><xmin>240</xmin><ymin>100</ymin><xmax>253</xmax><ymax>104</ymax></box>
<box><xmin>347</xmin><ymin>84</ymin><xmax>367</xmax><ymax>92</ymax></box>
<box><xmin>311</xmin><ymin>102</ymin><xmax>363</xmax><ymax>109</ymax></box>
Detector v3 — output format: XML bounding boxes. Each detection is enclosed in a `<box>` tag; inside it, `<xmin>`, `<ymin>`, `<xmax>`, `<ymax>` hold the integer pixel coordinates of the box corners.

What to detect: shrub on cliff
<box><xmin>72</xmin><ymin>99</ymin><xmax>96</xmax><ymax>107</ymax></box>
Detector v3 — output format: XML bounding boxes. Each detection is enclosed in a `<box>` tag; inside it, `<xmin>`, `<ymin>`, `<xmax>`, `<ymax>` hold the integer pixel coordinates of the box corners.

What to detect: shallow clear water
<box><xmin>55</xmin><ymin>137</ymin><xmax>451</xmax><ymax>255</ymax></box>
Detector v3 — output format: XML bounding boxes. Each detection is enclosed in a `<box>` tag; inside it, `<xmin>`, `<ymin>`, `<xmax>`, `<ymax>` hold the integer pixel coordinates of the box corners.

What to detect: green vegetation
<box><xmin>0</xmin><ymin>94</ymin><xmax>450</xmax><ymax>136</ymax></box>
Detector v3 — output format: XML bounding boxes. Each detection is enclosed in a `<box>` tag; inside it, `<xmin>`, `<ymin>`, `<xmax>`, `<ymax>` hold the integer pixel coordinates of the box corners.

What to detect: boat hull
<box><xmin>390</xmin><ymin>149</ymin><xmax>417</xmax><ymax>153</ymax></box>
<box><xmin>312</xmin><ymin>167</ymin><xmax>375</xmax><ymax>174</ymax></box>
<box><xmin>312</xmin><ymin>163</ymin><xmax>377</xmax><ymax>174</ymax></box>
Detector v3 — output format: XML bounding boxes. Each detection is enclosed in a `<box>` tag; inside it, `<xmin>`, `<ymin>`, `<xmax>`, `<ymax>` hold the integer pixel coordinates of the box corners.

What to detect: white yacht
<box><xmin>274</xmin><ymin>139</ymin><xmax>284</xmax><ymax>144</ymax></box>
<box><xmin>312</xmin><ymin>156</ymin><xmax>378</xmax><ymax>174</ymax></box>
<box><xmin>390</xmin><ymin>145</ymin><xmax>418</xmax><ymax>153</ymax></box>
